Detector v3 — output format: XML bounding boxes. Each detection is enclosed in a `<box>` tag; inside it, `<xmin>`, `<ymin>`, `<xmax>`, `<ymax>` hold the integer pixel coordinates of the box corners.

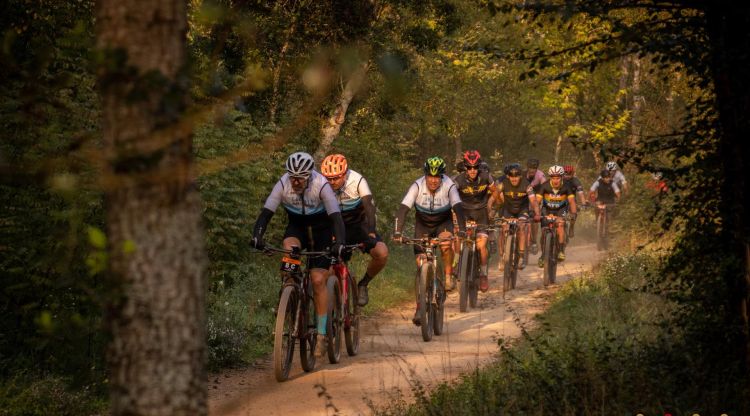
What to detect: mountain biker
<box><xmin>526</xmin><ymin>158</ymin><xmax>546</xmax><ymax>255</ymax></box>
<box><xmin>452</xmin><ymin>150</ymin><xmax>502</xmax><ymax>292</ymax></box>
<box><xmin>496</xmin><ymin>163</ymin><xmax>539</xmax><ymax>269</ymax></box>
<box><xmin>251</xmin><ymin>152</ymin><xmax>346</xmax><ymax>357</ymax></box>
<box><xmin>393</xmin><ymin>156</ymin><xmax>467</xmax><ymax>326</ymax></box>
<box><xmin>563</xmin><ymin>165</ymin><xmax>585</xmax><ymax>238</ymax></box>
<box><xmin>320</xmin><ymin>154</ymin><xmax>389</xmax><ymax>307</ymax></box>
<box><xmin>534</xmin><ymin>165</ymin><xmax>577</xmax><ymax>268</ymax></box>
<box><xmin>589</xmin><ymin>169</ymin><xmax>621</xmax><ymax>205</ymax></box>
<box><xmin>604</xmin><ymin>161</ymin><xmax>628</xmax><ymax>195</ymax></box>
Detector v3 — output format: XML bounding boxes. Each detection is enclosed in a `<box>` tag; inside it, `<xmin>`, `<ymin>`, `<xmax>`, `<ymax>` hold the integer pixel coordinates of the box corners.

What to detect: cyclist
<box><xmin>251</xmin><ymin>152</ymin><xmax>346</xmax><ymax>356</ymax></box>
<box><xmin>604</xmin><ymin>161</ymin><xmax>628</xmax><ymax>194</ymax></box>
<box><xmin>496</xmin><ymin>163</ymin><xmax>539</xmax><ymax>269</ymax></box>
<box><xmin>534</xmin><ymin>165</ymin><xmax>577</xmax><ymax>267</ymax></box>
<box><xmin>589</xmin><ymin>169</ymin><xmax>621</xmax><ymax>205</ymax></box>
<box><xmin>393</xmin><ymin>156</ymin><xmax>467</xmax><ymax>325</ymax></box>
<box><xmin>526</xmin><ymin>158</ymin><xmax>546</xmax><ymax>254</ymax></box>
<box><xmin>563</xmin><ymin>165</ymin><xmax>586</xmax><ymax>238</ymax></box>
<box><xmin>452</xmin><ymin>150</ymin><xmax>501</xmax><ymax>292</ymax></box>
<box><xmin>320</xmin><ymin>154</ymin><xmax>388</xmax><ymax>307</ymax></box>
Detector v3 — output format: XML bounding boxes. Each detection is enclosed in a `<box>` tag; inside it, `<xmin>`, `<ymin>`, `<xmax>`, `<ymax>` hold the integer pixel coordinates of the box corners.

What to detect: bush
<box><xmin>0</xmin><ymin>375</ymin><xmax>106</xmax><ymax>416</ymax></box>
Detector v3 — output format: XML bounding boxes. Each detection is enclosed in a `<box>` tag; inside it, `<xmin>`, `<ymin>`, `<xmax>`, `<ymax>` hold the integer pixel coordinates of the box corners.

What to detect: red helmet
<box><xmin>463</xmin><ymin>150</ymin><xmax>482</xmax><ymax>167</ymax></box>
<box><xmin>563</xmin><ymin>165</ymin><xmax>575</xmax><ymax>175</ymax></box>
<box><xmin>320</xmin><ymin>154</ymin><xmax>348</xmax><ymax>178</ymax></box>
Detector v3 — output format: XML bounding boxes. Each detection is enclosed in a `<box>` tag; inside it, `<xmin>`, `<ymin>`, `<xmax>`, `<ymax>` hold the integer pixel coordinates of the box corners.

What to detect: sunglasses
<box><xmin>466</xmin><ymin>166</ymin><xmax>479</xmax><ymax>171</ymax></box>
<box><xmin>326</xmin><ymin>174</ymin><xmax>345</xmax><ymax>181</ymax></box>
<box><xmin>289</xmin><ymin>176</ymin><xmax>309</xmax><ymax>183</ymax></box>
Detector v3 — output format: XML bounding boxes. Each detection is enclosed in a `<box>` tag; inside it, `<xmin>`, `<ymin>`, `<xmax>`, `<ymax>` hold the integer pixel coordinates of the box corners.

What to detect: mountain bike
<box><xmin>400</xmin><ymin>236</ymin><xmax>452</xmax><ymax>342</ymax></box>
<box><xmin>498</xmin><ymin>217</ymin><xmax>528</xmax><ymax>296</ymax></box>
<box><xmin>326</xmin><ymin>244</ymin><xmax>364</xmax><ymax>363</ymax></box>
<box><xmin>457</xmin><ymin>222</ymin><xmax>481</xmax><ymax>312</ymax></box>
<box><xmin>259</xmin><ymin>245</ymin><xmax>332</xmax><ymax>382</ymax></box>
<box><xmin>539</xmin><ymin>213</ymin><xmax>568</xmax><ymax>287</ymax></box>
<box><xmin>595</xmin><ymin>202</ymin><xmax>614</xmax><ymax>251</ymax></box>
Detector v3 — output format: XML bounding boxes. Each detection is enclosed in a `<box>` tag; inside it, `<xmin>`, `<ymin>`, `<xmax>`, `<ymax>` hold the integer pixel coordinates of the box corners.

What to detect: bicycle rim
<box><xmin>469</xmin><ymin>250</ymin><xmax>479</xmax><ymax>308</ymax></box>
<box><xmin>432</xmin><ymin>268</ymin><xmax>445</xmax><ymax>335</ymax></box>
<box><xmin>273</xmin><ymin>286</ymin><xmax>297</xmax><ymax>382</ymax></box>
<box><xmin>326</xmin><ymin>276</ymin><xmax>342</xmax><ymax>364</ymax></box>
<box><xmin>344</xmin><ymin>275</ymin><xmax>360</xmax><ymax>356</ymax></box>
<box><xmin>418</xmin><ymin>263</ymin><xmax>434</xmax><ymax>342</ymax></box>
<box><xmin>510</xmin><ymin>233</ymin><xmax>519</xmax><ymax>289</ymax></box>
<box><xmin>503</xmin><ymin>233</ymin><xmax>513</xmax><ymax>293</ymax></box>
<box><xmin>299</xmin><ymin>291</ymin><xmax>317</xmax><ymax>372</ymax></box>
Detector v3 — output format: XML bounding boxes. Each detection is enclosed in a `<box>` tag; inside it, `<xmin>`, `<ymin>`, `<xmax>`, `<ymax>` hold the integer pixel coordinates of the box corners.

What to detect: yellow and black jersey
<box><xmin>534</xmin><ymin>181</ymin><xmax>575</xmax><ymax>212</ymax></box>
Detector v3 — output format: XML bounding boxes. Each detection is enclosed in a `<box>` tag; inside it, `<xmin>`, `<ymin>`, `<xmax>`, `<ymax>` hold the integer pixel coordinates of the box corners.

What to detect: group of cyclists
<box><xmin>251</xmin><ymin>150</ymin><xmax>627</xmax><ymax>356</ymax></box>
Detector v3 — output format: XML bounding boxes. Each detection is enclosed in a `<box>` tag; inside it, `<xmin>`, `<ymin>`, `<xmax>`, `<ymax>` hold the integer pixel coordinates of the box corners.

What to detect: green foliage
<box><xmin>379</xmin><ymin>252</ymin><xmax>750</xmax><ymax>416</ymax></box>
<box><xmin>0</xmin><ymin>375</ymin><xmax>106</xmax><ymax>416</ymax></box>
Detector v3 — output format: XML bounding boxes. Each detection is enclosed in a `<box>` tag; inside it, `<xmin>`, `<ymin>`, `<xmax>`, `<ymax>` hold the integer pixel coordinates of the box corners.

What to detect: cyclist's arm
<box><xmin>612</xmin><ymin>182</ymin><xmax>622</xmax><ymax>202</ymax></box>
<box><xmin>449</xmin><ymin>184</ymin><xmax>466</xmax><ymax>233</ymax></box>
<box><xmin>321</xmin><ymin>183</ymin><xmax>346</xmax><ymax>245</ymax></box>
<box><xmin>568</xmin><ymin>194</ymin><xmax>577</xmax><ymax>215</ymax></box>
<box><xmin>254</xmin><ymin>181</ymin><xmax>284</xmax><ymax>239</ymax></box>
<box><xmin>589</xmin><ymin>181</ymin><xmax>599</xmax><ymax>203</ymax></box>
<box><xmin>527</xmin><ymin>186</ymin><xmax>539</xmax><ymax>216</ymax></box>
<box><xmin>358</xmin><ymin>177</ymin><xmax>377</xmax><ymax>235</ymax></box>
<box><xmin>394</xmin><ymin>183</ymin><xmax>418</xmax><ymax>234</ymax></box>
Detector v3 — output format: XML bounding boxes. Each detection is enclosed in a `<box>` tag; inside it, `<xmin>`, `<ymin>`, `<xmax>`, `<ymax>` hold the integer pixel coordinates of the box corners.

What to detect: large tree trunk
<box><xmin>96</xmin><ymin>1</ymin><xmax>208</xmax><ymax>415</ymax></box>
<box><xmin>705</xmin><ymin>1</ymin><xmax>750</xmax><ymax>370</ymax></box>
<box><xmin>268</xmin><ymin>16</ymin><xmax>297</xmax><ymax>126</ymax></box>
<box><xmin>314</xmin><ymin>62</ymin><xmax>369</xmax><ymax>162</ymax></box>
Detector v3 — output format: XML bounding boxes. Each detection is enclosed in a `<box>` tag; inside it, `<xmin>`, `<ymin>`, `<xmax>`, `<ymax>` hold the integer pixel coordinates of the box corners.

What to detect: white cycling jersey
<box><xmin>334</xmin><ymin>169</ymin><xmax>372</xmax><ymax>212</ymax></box>
<box><xmin>400</xmin><ymin>175</ymin><xmax>461</xmax><ymax>215</ymax></box>
<box><xmin>263</xmin><ymin>171</ymin><xmax>340</xmax><ymax>216</ymax></box>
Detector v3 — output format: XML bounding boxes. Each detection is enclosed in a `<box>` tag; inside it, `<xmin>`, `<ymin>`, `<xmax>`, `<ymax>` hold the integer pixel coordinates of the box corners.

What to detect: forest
<box><xmin>1</xmin><ymin>0</ymin><xmax>748</xmax><ymax>415</ymax></box>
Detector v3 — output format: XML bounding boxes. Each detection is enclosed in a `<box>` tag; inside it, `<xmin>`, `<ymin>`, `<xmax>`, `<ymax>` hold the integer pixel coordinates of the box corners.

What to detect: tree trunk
<box><xmin>554</xmin><ymin>134</ymin><xmax>563</xmax><ymax>163</ymax></box>
<box><xmin>314</xmin><ymin>62</ymin><xmax>369</xmax><ymax>162</ymax></box>
<box><xmin>628</xmin><ymin>55</ymin><xmax>642</xmax><ymax>147</ymax></box>
<box><xmin>268</xmin><ymin>16</ymin><xmax>297</xmax><ymax>126</ymax></box>
<box><xmin>96</xmin><ymin>1</ymin><xmax>208</xmax><ymax>415</ymax></box>
<box><xmin>705</xmin><ymin>1</ymin><xmax>750</xmax><ymax>371</ymax></box>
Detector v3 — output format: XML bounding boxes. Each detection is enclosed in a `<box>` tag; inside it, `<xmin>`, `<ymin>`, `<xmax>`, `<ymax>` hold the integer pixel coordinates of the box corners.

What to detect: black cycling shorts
<box><xmin>413</xmin><ymin>217</ymin><xmax>454</xmax><ymax>255</ymax></box>
<box><xmin>463</xmin><ymin>207</ymin><xmax>489</xmax><ymax>236</ymax></box>
<box><xmin>501</xmin><ymin>206</ymin><xmax>529</xmax><ymax>219</ymax></box>
<box><xmin>284</xmin><ymin>221</ymin><xmax>332</xmax><ymax>270</ymax></box>
<box><xmin>345</xmin><ymin>221</ymin><xmax>381</xmax><ymax>254</ymax></box>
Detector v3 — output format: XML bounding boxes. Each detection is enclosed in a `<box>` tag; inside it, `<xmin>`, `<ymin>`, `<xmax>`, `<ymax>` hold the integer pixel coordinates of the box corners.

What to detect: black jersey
<box><xmin>564</xmin><ymin>177</ymin><xmax>584</xmax><ymax>193</ymax></box>
<box><xmin>591</xmin><ymin>179</ymin><xmax>619</xmax><ymax>204</ymax></box>
<box><xmin>452</xmin><ymin>170</ymin><xmax>495</xmax><ymax>210</ymax></box>
<box><xmin>535</xmin><ymin>181</ymin><xmax>574</xmax><ymax>212</ymax></box>
<box><xmin>500</xmin><ymin>177</ymin><xmax>534</xmax><ymax>215</ymax></box>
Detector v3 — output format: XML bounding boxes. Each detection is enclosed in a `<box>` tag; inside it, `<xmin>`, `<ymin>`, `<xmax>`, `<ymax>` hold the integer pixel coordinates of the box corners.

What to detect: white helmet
<box><xmin>285</xmin><ymin>152</ymin><xmax>314</xmax><ymax>178</ymax></box>
<box><xmin>606</xmin><ymin>161</ymin><xmax>618</xmax><ymax>171</ymax></box>
<box><xmin>548</xmin><ymin>165</ymin><xmax>565</xmax><ymax>177</ymax></box>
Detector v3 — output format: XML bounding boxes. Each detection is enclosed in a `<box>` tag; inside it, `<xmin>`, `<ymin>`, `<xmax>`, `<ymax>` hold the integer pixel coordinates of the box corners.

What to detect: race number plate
<box><xmin>281</xmin><ymin>257</ymin><xmax>301</xmax><ymax>273</ymax></box>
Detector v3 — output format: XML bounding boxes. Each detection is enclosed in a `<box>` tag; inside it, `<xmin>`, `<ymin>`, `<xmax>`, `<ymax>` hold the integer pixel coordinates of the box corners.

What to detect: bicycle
<box><xmin>497</xmin><ymin>217</ymin><xmax>528</xmax><ymax>296</ymax></box>
<box><xmin>595</xmin><ymin>202</ymin><xmax>614</xmax><ymax>251</ymax></box>
<box><xmin>327</xmin><ymin>244</ymin><xmax>364</xmax><ymax>363</ymax></box>
<box><xmin>538</xmin><ymin>213</ymin><xmax>568</xmax><ymax>287</ymax></box>
<box><xmin>457</xmin><ymin>222</ymin><xmax>481</xmax><ymax>312</ymax></box>
<box><xmin>259</xmin><ymin>245</ymin><xmax>331</xmax><ymax>382</ymax></box>
<box><xmin>399</xmin><ymin>236</ymin><xmax>452</xmax><ymax>342</ymax></box>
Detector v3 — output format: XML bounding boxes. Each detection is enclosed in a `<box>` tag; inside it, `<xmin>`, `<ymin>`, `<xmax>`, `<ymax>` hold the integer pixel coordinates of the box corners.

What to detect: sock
<box><xmin>358</xmin><ymin>272</ymin><xmax>373</xmax><ymax>287</ymax></box>
<box><xmin>316</xmin><ymin>314</ymin><xmax>327</xmax><ymax>336</ymax></box>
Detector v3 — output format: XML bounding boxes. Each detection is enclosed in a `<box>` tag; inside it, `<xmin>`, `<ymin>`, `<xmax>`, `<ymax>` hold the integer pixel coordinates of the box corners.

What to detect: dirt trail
<box><xmin>208</xmin><ymin>241</ymin><xmax>604</xmax><ymax>416</ymax></box>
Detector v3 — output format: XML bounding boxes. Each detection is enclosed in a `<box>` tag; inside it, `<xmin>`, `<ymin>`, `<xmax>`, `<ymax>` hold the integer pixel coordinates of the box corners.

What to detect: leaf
<box><xmin>87</xmin><ymin>226</ymin><xmax>107</xmax><ymax>249</ymax></box>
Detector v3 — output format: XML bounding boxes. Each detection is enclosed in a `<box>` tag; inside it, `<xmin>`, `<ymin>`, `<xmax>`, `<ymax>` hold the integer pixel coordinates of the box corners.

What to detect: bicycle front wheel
<box><xmin>273</xmin><ymin>285</ymin><xmax>297</xmax><ymax>382</ymax></box>
<box><xmin>502</xmin><ymin>232</ymin><xmax>513</xmax><ymax>294</ymax></box>
<box><xmin>344</xmin><ymin>274</ymin><xmax>360</xmax><ymax>356</ymax></box>
<box><xmin>510</xmin><ymin>231</ymin><xmax>519</xmax><ymax>290</ymax></box>
<box><xmin>458</xmin><ymin>246</ymin><xmax>471</xmax><ymax>312</ymax></box>
<box><xmin>469</xmin><ymin>250</ymin><xmax>479</xmax><ymax>308</ymax></box>
<box><xmin>299</xmin><ymin>288</ymin><xmax>317</xmax><ymax>372</ymax></box>
<box><xmin>417</xmin><ymin>264</ymin><xmax>434</xmax><ymax>342</ymax></box>
<box><xmin>543</xmin><ymin>231</ymin><xmax>554</xmax><ymax>287</ymax></box>
<box><xmin>326</xmin><ymin>275</ymin><xmax>342</xmax><ymax>364</ymax></box>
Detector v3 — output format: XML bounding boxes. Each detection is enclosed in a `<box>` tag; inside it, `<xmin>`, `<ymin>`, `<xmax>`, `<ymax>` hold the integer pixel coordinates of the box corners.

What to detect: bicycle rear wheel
<box><xmin>273</xmin><ymin>285</ymin><xmax>297</xmax><ymax>382</ymax></box>
<box><xmin>597</xmin><ymin>209</ymin><xmax>606</xmax><ymax>251</ymax></box>
<box><xmin>344</xmin><ymin>275</ymin><xmax>360</xmax><ymax>356</ymax></box>
<box><xmin>502</xmin><ymin>233</ymin><xmax>513</xmax><ymax>293</ymax></box>
<box><xmin>417</xmin><ymin>263</ymin><xmax>434</xmax><ymax>342</ymax></box>
<box><xmin>432</xmin><ymin>268</ymin><xmax>445</xmax><ymax>335</ymax></box>
<box><xmin>326</xmin><ymin>275</ymin><xmax>342</xmax><ymax>364</ymax></box>
<box><xmin>458</xmin><ymin>245</ymin><xmax>471</xmax><ymax>312</ymax></box>
<box><xmin>469</xmin><ymin>250</ymin><xmax>479</xmax><ymax>308</ymax></box>
<box><xmin>543</xmin><ymin>231</ymin><xmax>554</xmax><ymax>287</ymax></box>
<box><xmin>299</xmin><ymin>288</ymin><xmax>317</xmax><ymax>372</ymax></box>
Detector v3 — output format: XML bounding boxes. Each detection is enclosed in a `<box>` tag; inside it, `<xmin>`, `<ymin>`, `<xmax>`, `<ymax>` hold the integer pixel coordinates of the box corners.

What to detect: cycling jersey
<box><xmin>400</xmin><ymin>175</ymin><xmax>462</xmax><ymax>228</ymax></box>
<box><xmin>452</xmin><ymin>170</ymin><xmax>495</xmax><ymax>210</ymax></box>
<box><xmin>499</xmin><ymin>177</ymin><xmax>534</xmax><ymax>215</ymax></box>
<box><xmin>526</xmin><ymin>169</ymin><xmax>546</xmax><ymax>188</ymax></box>
<box><xmin>597</xmin><ymin>171</ymin><xmax>627</xmax><ymax>189</ymax></box>
<box><xmin>535</xmin><ymin>181</ymin><xmax>574</xmax><ymax>213</ymax></box>
<box><xmin>590</xmin><ymin>179</ymin><xmax>620</xmax><ymax>204</ymax></box>
<box><xmin>564</xmin><ymin>177</ymin><xmax>584</xmax><ymax>193</ymax></box>
<box><xmin>332</xmin><ymin>169</ymin><xmax>372</xmax><ymax>224</ymax></box>
<box><xmin>263</xmin><ymin>171</ymin><xmax>340</xmax><ymax>222</ymax></box>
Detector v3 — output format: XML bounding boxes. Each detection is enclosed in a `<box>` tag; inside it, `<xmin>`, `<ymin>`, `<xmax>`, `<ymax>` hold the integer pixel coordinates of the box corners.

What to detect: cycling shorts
<box><xmin>344</xmin><ymin>220</ymin><xmax>382</xmax><ymax>254</ymax></box>
<box><xmin>501</xmin><ymin>206</ymin><xmax>529</xmax><ymax>219</ymax></box>
<box><xmin>463</xmin><ymin>207</ymin><xmax>489</xmax><ymax>236</ymax></box>
<box><xmin>413</xmin><ymin>217</ymin><xmax>454</xmax><ymax>255</ymax></box>
<box><xmin>284</xmin><ymin>220</ymin><xmax>333</xmax><ymax>270</ymax></box>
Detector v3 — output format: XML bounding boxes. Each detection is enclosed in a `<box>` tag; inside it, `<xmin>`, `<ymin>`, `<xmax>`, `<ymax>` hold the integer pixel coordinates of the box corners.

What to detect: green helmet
<box><xmin>424</xmin><ymin>156</ymin><xmax>447</xmax><ymax>177</ymax></box>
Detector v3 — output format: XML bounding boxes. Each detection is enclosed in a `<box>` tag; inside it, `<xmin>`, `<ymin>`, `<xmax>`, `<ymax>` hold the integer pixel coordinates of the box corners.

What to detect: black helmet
<box><xmin>527</xmin><ymin>158</ymin><xmax>540</xmax><ymax>169</ymax></box>
<box><xmin>506</xmin><ymin>163</ymin><xmax>522</xmax><ymax>177</ymax></box>
<box><xmin>600</xmin><ymin>169</ymin><xmax>611</xmax><ymax>178</ymax></box>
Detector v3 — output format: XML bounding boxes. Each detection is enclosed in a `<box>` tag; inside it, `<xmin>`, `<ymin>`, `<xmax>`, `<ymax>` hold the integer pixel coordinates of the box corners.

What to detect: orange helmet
<box><xmin>320</xmin><ymin>154</ymin><xmax>348</xmax><ymax>178</ymax></box>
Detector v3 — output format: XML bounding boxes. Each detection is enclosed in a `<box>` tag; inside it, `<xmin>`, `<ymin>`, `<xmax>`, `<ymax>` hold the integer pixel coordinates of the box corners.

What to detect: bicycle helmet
<box><xmin>285</xmin><ymin>152</ymin><xmax>315</xmax><ymax>178</ymax></box>
<box><xmin>527</xmin><ymin>158</ymin><xmax>540</xmax><ymax>169</ymax></box>
<box><xmin>606</xmin><ymin>161</ymin><xmax>618</xmax><ymax>171</ymax></box>
<box><xmin>600</xmin><ymin>169</ymin><xmax>611</xmax><ymax>178</ymax></box>
<box><xmin>548</xmin><ymin>165</ymin><xmax>565</xmax><ymax>177</ymax></box>
<box><xmin>506</xmin><ymin>163</ymin><xmax>522</xmax><ymax>177</ymax></box>
<box><xmin>563</xmin><ymin>165</ymin><xmax>575</xmax><ymax>175</ymax></box>
<box><xmin>320</xmin><ymin>154</ymin><xmax>348</xmax><ymax>178</ymax></box>
<box><xmin>652</xmin><ymin>171</ymin><xmax>663</xmax><ymax>180</ymax></box>
<box><xmin>463</xmin><ymin>150</ymin><xmax>482</xmax><ymax>168</ymax></box>
<box><xmin>424</xmin><ymin>156</ymin><xmax>447</xmax><ymax>176</ymax></box>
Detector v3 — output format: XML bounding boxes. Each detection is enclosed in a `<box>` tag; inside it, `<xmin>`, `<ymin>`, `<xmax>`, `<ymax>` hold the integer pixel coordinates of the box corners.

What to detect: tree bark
<box><xmin>705</xmin><ymin>1</ymin><xmax>750</xmax><ymax>370</ymax></box>
<box><xmin>96</xmin><ymin>1</ymin><xmax>208</xmax><ymax>415</ymax></box>
<box><xmin>628</xmin><ymin>55</ymin><xmax>642</xmax><ymax>147</ymax></box>
<box><xmin>268</xmin><ymin>16</ymin><xmax>297</xmax><ymax>126</ymax></box>
<box><xmin>314</xmin><ymin>62</ymin><xmax>369</xmax><ymax>162</ymax></box>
